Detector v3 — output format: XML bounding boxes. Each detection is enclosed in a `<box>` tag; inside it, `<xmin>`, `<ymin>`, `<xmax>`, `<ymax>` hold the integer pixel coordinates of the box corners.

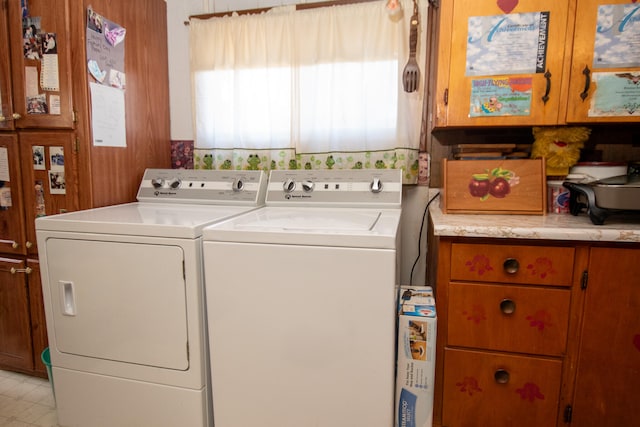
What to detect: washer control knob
<box><xmin>168</xmin><ymin>178</ymin><xmax>182</xmax><ymax>189</ymax></box>
<box><xmin>302</xmin><ymin>180</ymin><xmax>315</xmax><ymax>192</ymax></box>
<box><xmin>232</xmin><ymin>178</ymin><xmax>244</xmax><ymax>192</ymax></box>
<box><xmin>283</xmin><ymin>178</ymin><xmax>296</xmax><ymax>193</ymax></box>
<box><xmin>151</xmin><ymin>178</ymin><xmax>165</xmax><ymax>189</ymax></box>
<box><xmin>370</xmin><ymin>177</ymin><xmax>383</xmax><ymax>193</ymax></box>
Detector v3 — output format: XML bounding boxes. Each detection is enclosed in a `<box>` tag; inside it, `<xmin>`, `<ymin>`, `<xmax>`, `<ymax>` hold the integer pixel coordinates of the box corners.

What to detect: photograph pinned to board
<box><xmin>32</xmin><ymin>145</ymin><xmax>45</xmax><ymax>170</ymax></box>
<box><xmin>48</xmin><ymin>170</ymin><xmax>66</xmax><ymax>194</ymax></box>
<box><xmin>49</xmin><ymin>146</ymin><xmax>64</xmax><ymax>171</ymax></box>
<box><xmin>27</xmin><ymin>94</ymin><xmax>48</xmax><ymax>114</ymax></box>
<box><xmin>22</xmin><ymin>15</ymin><xmax>42</xmax><ymax>60</ymax></box>
<box><xmin>86</xmin><ymin>7</ymin><xmax>126</xmax><ymax>89</ymax></box>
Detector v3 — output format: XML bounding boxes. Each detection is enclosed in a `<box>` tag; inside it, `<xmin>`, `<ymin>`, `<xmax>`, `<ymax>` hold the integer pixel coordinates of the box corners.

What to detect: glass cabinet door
<box><xmin>7</xmin><ymin>0</ymin><xmax>74</xmax><ymax>129</ymax></box>
<box><xmin>0</xmin><ymin>134</ymin><xmax>27</xmax><ymax>256</ymax></box>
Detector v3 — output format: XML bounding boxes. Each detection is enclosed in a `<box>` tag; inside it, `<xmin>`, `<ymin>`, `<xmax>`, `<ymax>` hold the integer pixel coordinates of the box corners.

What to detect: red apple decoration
<box><xmin>468</xmin><ymin>177</ymin><xmax>491</xmax><ymax>197</ymax></box>
<box><xmin>489</xmin><ymin>177</ymin><xmax>511</xmax><ymax>198</ymax></box>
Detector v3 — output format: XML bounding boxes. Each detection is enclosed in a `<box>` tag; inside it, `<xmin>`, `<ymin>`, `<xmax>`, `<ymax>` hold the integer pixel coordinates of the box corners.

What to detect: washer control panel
<box><xmin>267</xmin><ymin>169</ymin><xmax>402</xmax><ymax>207</ymax></box>
<box><xmin>137</xmin><ymin>169</ymin><xmax>268</xmax><ymax>205</ymax></box>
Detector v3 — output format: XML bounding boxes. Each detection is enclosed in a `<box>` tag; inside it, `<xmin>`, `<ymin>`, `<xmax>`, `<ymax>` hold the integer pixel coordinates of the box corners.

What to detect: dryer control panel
<box><xmin>137</xmin><ymin>169</ymin><xmax>268</xmax><ymax>205</ymax></box>
<box><xmin>266</xmin><ymin>169</ymin><xmax>402</xmax><ymax>207</ymax></box>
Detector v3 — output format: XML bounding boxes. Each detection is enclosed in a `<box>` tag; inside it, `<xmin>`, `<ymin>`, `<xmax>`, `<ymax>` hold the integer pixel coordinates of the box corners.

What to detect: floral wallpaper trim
<box><xmin>192</xmin><ymin>148</ymin><xmax>420</xmax><ymax>184</ymax></box>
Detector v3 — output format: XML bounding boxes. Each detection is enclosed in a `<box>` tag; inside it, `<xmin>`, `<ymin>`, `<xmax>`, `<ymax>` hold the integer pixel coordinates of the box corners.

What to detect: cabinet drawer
<box><xmin>442</xmin><ymin>348</ymin><xmax>562</xmax><ymax>427</ymax></box>
<box><xmin>451</xmin><ymin>243</ymin><xmax>574</xmax><ymax>287</ymax></box>
<box><xmin>448</xmin><ymin>283</ymin><xmax>570</xmax><ymax>356</ymax></box>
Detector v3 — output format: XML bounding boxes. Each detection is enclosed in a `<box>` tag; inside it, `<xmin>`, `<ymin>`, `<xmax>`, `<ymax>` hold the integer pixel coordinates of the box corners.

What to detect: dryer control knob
<box><xmin>370</xmin><ymin>177</ymin><xmax>383</xmax><ymax>193</ymax></box>
<box><xmin>232</xmin><ymin>178</ymin><xmax>244</xmax><ymax>192</ymax></box>
<box><xmin>283</xmin><ymin>179</ymin><xmax>296</xmax><ymax>193</ymax></box>
<box><xmin>151</xmin><ymin>178</ymin><xmax>165</xmax><ymax>189</ymax></box>
<box><xmin>168</xmin><ymin>178</ymin><xmax>182</xmax><ymax>189</ymax></box>
<box><xmin>302</xmin><ymin>180</ymin><xmax>315</xmax><ymax>192</ymax></box>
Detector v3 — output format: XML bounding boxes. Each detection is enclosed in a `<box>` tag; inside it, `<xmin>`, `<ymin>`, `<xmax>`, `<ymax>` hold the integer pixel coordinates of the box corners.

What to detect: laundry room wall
<box><xmin>165</xmin><ymin>0</ymin><xmax>432</xmax><ymax>286</ymax></box>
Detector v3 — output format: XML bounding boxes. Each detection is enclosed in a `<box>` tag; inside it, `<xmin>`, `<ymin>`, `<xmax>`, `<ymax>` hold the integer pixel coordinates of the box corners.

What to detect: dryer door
<box><xmin>45</xmin><ymin>238</ymin><xmax>189</xmax><ymax>370</ymax></box>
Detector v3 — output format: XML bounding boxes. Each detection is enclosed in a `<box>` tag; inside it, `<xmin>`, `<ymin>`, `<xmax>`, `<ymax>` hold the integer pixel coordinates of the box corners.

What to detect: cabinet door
<box><xmin>19</xmin><ymin>131</ymin><xmax>78</xmax><ymax>256</ymax></box>
<box><xmin>566</xmin><ymin>0</ymin><xmax>640</xmax><ymax>123</ymax></box>
<box><xmin>0</xmin><ymin>2</ymin><xmax>15</xmax><ymax>130</ymax></box>
<box><xmin>434</xmin><ymin>0</ymin><xmax>572</xmax><ymax>128</ymax></box>
<box><xmin>571</xmin><ymin>247</ymin><xmax>640</xmax><ymax>426</ymax></box>
<box><xmin>0</xmin><ymin>133</ymin><xmax>27</xmax><ymax>256</ymax></box>
<box><xmin>27</xmin><ymin>259</ymin><xmax>48</xmax><ymax>375</ymax></box>
<box><xmin>7</xmin><ymin>0</ymin><xmax>74</xmax><ymax>129</ymax></box>
<box><xmin>0</xmin><ymin>257</ymin><xmax>34</xmax><ymax>372</ymax></box>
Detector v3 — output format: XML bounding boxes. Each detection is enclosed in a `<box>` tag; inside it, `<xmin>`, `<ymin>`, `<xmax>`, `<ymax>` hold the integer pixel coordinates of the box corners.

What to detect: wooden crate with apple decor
<box><xmin>442</xmin><ymin>159</ymin><xmax>547</xmax><ymax>215</ymax></box>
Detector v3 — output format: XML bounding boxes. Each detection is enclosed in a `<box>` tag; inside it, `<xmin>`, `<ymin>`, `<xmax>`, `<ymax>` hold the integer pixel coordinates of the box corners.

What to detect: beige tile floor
<box><xmin>0</xmin><ymin>370</ymin><xmax>58</xmax><ymax>427</ymax></box>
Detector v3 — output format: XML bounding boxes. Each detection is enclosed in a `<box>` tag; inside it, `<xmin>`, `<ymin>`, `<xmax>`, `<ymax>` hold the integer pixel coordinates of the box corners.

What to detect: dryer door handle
<box><xmin>60</xmin><ymin>281</ymin><xmax>77</xmax><ymax>316</ymax></box>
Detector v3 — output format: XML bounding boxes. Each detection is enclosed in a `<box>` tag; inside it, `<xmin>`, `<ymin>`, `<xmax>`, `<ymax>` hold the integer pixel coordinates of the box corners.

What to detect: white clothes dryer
<box><xmin>202</xmin><ymin>169</ymin><xmax>402</xmax><ymax>427</ymax></box>
<box><xmin>36</xmin><ymin>169</ymin><xmax>267</xmax><ymax>427</ymax></box>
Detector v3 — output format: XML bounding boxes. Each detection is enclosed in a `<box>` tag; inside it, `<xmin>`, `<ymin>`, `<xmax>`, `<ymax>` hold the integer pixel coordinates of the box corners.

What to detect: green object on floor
<box><xmin>41</xmin><ymin>347</ymin><xmax>56</xmax><ymax>403</ymax></box>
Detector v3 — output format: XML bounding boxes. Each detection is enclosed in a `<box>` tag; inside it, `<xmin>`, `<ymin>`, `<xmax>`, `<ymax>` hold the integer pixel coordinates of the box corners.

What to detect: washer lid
<box><xmin>35</xmin><ymin>202</ymin><xmax>260</xmax><ymax>239</ymax></box>
<box><xmin>203</xmin><ymin>206</ymin><xmax>401</xmax><ymax>248</ymax></box>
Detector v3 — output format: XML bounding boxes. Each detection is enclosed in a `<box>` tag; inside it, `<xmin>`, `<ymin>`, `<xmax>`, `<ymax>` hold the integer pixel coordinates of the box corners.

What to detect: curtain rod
<box><xmin>186</xmin><ymin>0</ymin><xmax>378</xmax><ymax>25</ymax></box>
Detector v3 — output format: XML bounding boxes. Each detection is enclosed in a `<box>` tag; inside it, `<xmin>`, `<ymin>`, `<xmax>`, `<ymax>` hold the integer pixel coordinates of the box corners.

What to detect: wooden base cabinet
<box><xmin>428</xmin><ymin>232</ymin><xmax>640</xmax><ymax>427</ymax></box>
<box><xmin>570</xmin><ymin>247</ymin><xmax>640</xmax><ymax>427</ymax></box>
<box><xmin>0</xmin><ymin>258</ymin><xmax>45</xmax><ymax>377</ymax></box>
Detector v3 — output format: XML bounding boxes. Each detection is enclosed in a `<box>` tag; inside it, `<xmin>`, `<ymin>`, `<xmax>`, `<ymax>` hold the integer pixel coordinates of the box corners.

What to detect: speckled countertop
<box><xmin>428</xmin><ymin>191</ymin><xmax>640</xmax><ymax>243</ymax></box>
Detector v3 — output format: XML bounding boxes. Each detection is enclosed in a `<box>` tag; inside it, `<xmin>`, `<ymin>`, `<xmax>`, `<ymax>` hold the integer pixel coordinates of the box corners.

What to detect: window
<box><xmin>190</xmin><ymin>0</ymin><xmax>427</xmax><ymax>182</ymax></box>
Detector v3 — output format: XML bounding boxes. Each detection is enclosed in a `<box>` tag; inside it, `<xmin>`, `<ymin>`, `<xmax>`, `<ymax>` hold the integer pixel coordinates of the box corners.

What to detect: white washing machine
<box><xmin>36</xmin><ymin>169</ymin><xmax>267</xmax><ymax>427</ymax></box>
<box><xmin>202</xmin><ymin>169</ymin><xmax>403</xmax><ymax>427</ymax></box>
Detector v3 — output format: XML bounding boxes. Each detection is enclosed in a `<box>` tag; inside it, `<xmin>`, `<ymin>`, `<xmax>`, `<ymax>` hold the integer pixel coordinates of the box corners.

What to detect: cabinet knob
<box><xmin>500</xmin><ymin>299</ymin><xmax>516</xmax><ymax>315</ymax></box>
<box><xmin>503</xmin><ymin>258</ymin><xmax>519</xmax><ymax>274</ymax></box>
<box><xmin>25</xmin><ymin>241</ymin><xmax>33</xmax><ymax>249</ymax></box>
<box><xmin>0</xmin><ymin>113</ymin><xmax>21</xmax><ymax>122</ymax></box>
<box><xmin>494</xmin><ymin>369</ymin><xmax>510</xmax><ymax>384</ymax></box>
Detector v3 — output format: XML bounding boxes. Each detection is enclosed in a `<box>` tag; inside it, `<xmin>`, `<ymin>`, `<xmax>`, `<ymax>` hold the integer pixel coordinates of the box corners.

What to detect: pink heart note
<box><xmin>497</xmin><ymin>0</ymin><xmax>519</xmax><ymax>14</ymax></box>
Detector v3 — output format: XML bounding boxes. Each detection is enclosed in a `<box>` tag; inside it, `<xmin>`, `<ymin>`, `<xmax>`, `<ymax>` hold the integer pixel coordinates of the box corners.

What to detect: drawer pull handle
<box><xmin>494</xmin><ymin>369</ymin><xmax>510</xmax><ymax>384</ymax></box>
<box><xmin>10</xmin><ymin>267</ymin><xmax>33</xmax><ymax>275</ymax></box>
<box><xmin>0</xmin><ymin>239</ymin><xmax>19</xmax><ymax>249</ymax></box>
<box><xmin>503</xmin><ymin>258</ymin><xmax>519</xmax><ymax>274</ymax></box>
<box><xmin>500</xmin><ymin>299</ymin><xmax>516</xmax><ymax>315</ymax></box>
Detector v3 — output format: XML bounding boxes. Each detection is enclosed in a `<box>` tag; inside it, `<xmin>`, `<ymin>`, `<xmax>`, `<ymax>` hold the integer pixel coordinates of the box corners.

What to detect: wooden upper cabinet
<box><xmin>0</xmin><ymin>2</ymin><xmax>15</xmax><ymax>130</ymax></box>
<box><xmin>7</xmin><ymin>0</ymin><xmax>75</xmax><ymax>129</ymax></box>
<box><xmin>565</xmin><ymin>0</ymin><xmax>640</xmax><ymax>123</ymax></box>
<box><xmin>433</xmin><ymin>0</ymin><xmax>572</xmax><ymax>128</ymax></box>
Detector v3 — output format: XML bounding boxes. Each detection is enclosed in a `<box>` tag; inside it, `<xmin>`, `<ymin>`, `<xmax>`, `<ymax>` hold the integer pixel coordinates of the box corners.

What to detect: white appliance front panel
<box><xmin>54</xmin><ymin>367</ymin><xmax>209</xmax><ymax>427</ymax></box>
<box><xmin>203</xmin><ymin>207</ymin><xmax>401</xmax><ymax>248</ymax></box>
<box><xmin>46</xmin><ymin>238</ymin><xmax>189</xmax><ymax>370</ymax></box>
<box><xmin>204</xmin><ymin>241</ymin><xmax>397</xmax><ymax>427</ymax></box>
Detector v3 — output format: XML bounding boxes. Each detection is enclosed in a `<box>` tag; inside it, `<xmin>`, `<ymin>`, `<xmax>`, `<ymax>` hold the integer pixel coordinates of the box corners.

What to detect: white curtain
<box><xmin>190</xmin><ymin>0</ymin><xmax>428</xmax><ymax>182</ymax></box>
